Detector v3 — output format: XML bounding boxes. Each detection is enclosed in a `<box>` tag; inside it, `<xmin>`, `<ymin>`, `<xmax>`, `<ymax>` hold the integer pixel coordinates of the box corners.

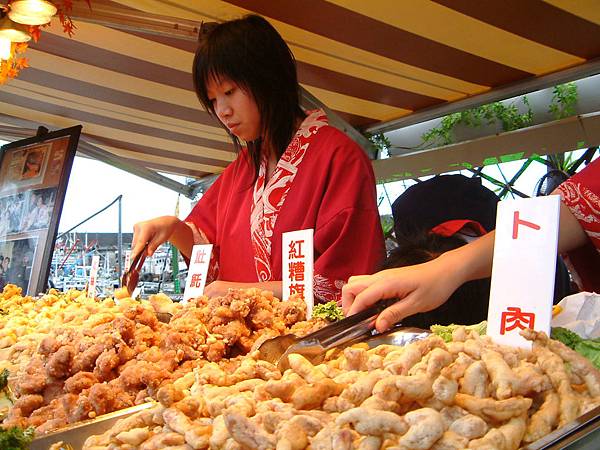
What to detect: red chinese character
<box><xmin>194</xmin><ymin>249</ymin><xmax>206</xmax><ymax>264</ymax></box>
<box><xmin>288</xmin><ymin>240</ymin><xmax>305</xmax><ymax>259</ymax></box>
<box><xmin>500</xmin><ymin>307</ymin><xmax>536</xmax><ymax>335</ymax></box>
<box><xmin>190</xmin><ymin>273</ymin><xmax>203</xmax><ymax>288</ymax></box>
<box><xmin>512</xmin><ymin>211</ymin><xmax>541</xmax><ymax>239</ymax></box>
<box><xmin>289</xmin><ymin>283</ymin><xmax>305</xmax><ymax>298</ymax></box>
<box><xmin>289</xmin><ymin>261</ymin><xmax>305</xmax><ymax>282</ymax></box>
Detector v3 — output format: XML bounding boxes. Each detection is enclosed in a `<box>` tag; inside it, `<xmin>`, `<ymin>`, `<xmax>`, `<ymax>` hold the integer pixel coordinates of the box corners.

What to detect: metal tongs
<box><xmin>120</xmin><ymin>243</ymin><xmax>148</xmax><ymax>297</ymax></box>
<box><xmin>257</xmin><ymin>297</ymin><xmax>400</xmax><ymax>370</ymax></box>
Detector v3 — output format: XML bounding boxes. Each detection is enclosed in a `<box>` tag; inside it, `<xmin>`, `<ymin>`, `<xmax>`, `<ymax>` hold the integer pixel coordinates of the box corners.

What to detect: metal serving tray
<box><xmin>30</xmin><ymin>402</ymin><xmax>156</xmax><ymax>450</ymax></box>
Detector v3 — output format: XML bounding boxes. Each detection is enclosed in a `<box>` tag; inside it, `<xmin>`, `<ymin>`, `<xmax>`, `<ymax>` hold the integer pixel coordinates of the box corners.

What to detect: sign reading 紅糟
<box><xmin>487</xmin><ymin>196</ymin><xmax>560</xmax><ymax>349</ymax></box>
<box><xmin>282</xmin><ymin>229</ymin><xmax>314</xmax><ymax>319</ymax></box>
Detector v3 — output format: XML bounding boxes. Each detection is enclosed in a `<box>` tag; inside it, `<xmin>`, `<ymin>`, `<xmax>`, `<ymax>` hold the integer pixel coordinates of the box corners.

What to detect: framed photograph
<box><xmin>0</xmin><ymin>126</ymin><xmax>82</xmax><ymax>295</ymax></box>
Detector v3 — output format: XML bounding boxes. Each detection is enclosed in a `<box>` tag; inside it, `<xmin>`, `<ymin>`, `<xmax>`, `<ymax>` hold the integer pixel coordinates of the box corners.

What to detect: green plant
<box><xmin>365</xmin><ymin>132</ymin><xmax>391</xmax><ymax>157</ymax></box>
<box><xmin>549</xmin><ymin>82</ymin><xmax>578</xmax><ymax>120</ymax></box>
<box><xmin>421</xmin><ymin>97</ymin><xmax>533</xmax><ymax>147</ymax></box>
<box><xmin>421</xmin><ymin>81</ymin><xmax>580</xmax><ymax>148</ymax></box>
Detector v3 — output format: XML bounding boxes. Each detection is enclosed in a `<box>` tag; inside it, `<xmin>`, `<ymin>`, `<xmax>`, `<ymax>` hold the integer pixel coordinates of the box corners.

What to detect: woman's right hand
<box><xmin>132</xmin><ymin>215</ymin><xmax>182</xmax><ymax>259</ymax></box>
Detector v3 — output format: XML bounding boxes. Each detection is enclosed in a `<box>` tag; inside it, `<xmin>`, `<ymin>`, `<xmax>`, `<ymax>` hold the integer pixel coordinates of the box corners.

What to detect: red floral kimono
<box><xmin>556</xmin><ymin>157</ymin><xmax>600</xmax><ymax>293</ymax></box>
<box><xmin>185</xmin><ymin>110</ymin><xmax>385</xmax><ymax>302</ymax></box>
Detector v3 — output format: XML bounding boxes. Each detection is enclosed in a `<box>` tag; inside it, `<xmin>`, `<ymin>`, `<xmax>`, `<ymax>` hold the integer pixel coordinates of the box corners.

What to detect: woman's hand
<box><xmin>342</xmin><ymin>254</ymin><xmax>464</xmax><ymax>333</ymax></box>
<box><xmin>132</xmin><ymin>216</ymin><xmax>183</xmax><ymax>259</ymax></box>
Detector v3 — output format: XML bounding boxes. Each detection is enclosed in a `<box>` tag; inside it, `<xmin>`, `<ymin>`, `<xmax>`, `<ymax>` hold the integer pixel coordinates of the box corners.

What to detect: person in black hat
<box><xmin>350</xmin><ymin>174</ymin><xmax>572</xmax><ymax>329</ymax></box>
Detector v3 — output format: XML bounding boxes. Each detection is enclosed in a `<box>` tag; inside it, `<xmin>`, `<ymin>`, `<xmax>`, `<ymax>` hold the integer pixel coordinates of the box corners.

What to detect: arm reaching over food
<box><xmin>132</xmin><ymin>216</ymin><xmax>194</xmax><ymax>260</ymax></box>
<box><xmin>343</xmin><ymin>158</ymin><xmax>599</xmax><ymax>332</ymax></box>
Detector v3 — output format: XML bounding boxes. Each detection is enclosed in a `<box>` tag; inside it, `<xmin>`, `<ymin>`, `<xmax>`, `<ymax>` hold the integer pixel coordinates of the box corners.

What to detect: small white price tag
<box><xmin>487</xmin><ymin>196</ymin><xmax>560</xmax><ymax>349</ymax></box>
<box><xmin>183</xmin><ymin>244</ymin><xmax>213</xmax><ymax>302</ymax></box>
<box><xmin>88</xmin><ymin>255</ymin><xmax>100</xmax><ymax>298</ymax></box>
<box><xmin>282</xmin><ymin>229</ymin><xmax>314</xmax><ymax>318</ymax></box>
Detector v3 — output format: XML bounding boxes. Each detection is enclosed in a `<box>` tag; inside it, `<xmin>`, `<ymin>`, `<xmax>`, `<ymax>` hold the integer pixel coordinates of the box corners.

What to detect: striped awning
<box><xmin>1</xmin><ymin>0</ymin><xmax>600</xmax><ymax>190</ymax></box>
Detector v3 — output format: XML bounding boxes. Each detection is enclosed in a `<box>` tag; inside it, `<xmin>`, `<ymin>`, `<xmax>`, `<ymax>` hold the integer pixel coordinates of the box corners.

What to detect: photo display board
<box><xmin>0</xmin><ymin>126</ymin><xmax>81</xmax><ymax>295</ymax></box>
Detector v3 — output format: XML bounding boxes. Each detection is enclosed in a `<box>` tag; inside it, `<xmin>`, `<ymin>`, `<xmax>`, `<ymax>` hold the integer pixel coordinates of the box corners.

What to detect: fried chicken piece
<box><xmin>17</xmin><ymin>357</ymin><xmax>48</xmax><ymax>395</ymax></box>
<box><xmin>480</xmin><ymin>349</ymin><xmax>519</xmax><ymax>400</ymax></box>
<box><xmin>119</xmin><ymin>360</ymin><xmax>171</xmax><ymax>392</ymax></box>
<box><xmin>157</xmin><ymin>384</ymin><xmax>185</xmax><ymax>407</ymax></box>
<box><xmin>522</xmin><ymin>328</ymin><xmax>600</xmax><ymax>397</ymax></box>
<box><xmin>384</xmin><ymin>335</ymin><xmax>446</xmax><ymax>375</ymax></box>
<box><xmin>112</xmin><ymin>316</ymin><xmax>136</xmax><ymax>344</ymax></box>
<box><xmin>46</xmin><ymin>344</ymin><xmax>76</xmax><ymax>379</ymax></box>
<box><xmin>454</xmin><ymin>393</ymin><xmax>532</xmax><ymax>422</ymax></box>
<box><xmin>42</xmin><ymin>380</ymin><xmax>65</xmax><ymax>405</ymax></box>
<box><xmin>531</xmin><ymin>342</ymin><xmax>580</xmax><ymax>426</ymax></box>
<box><xmin>175</xmin><ymin>396</ymin><xmax>202</xmax><ymax>419</ymax></box>
<box><xmin>460</xmin><ymin>361</ymin><xmax>489</xmax><ymax>398</ymax></box>
<box><xmin>10</xmin><ymin>394</ymin><xmax>44</xmax><ymax>417</ymax></box>
<box><xmin>264</xmin><ymin>373</ymin><xmax>306</xmax><ymax>403</ymax></box>
<box><xmin>291</xmin><ymin>378</ymin><xmax>344</xmax><ymax>410</ymax></box>
<box><xmin>432</xmin><ymin>375</ymin><xmax>458</xmax><ymax>405</ymax></box>
<box><xmin>441</xmin><ymin>352</ymin><xmax>475</xmax><ymax>381</ymax></box>
<box><xmin>224</xmin><ymin>409</ymin><xmax>276</xmax><ymax>449</ymax></box>
<box><xmin>275</xmin><ymin>297</ymin><xmax>306</xmax><ymax>326</ymax></box>
<box><xmin>468</xmin><ymin>414</ymin><xmax>527</xmax><ymax>450</ymax></box>
<box><xmin>523</xmin><ymin>391</ymin><xmax>560</xmax><ymax>443</ymax></box>
<box><xmin>38</xmin><ymin>335</ymin><xmax>60</xmax><ymax>355</ymax></box>
<box><xmin>67</xmin><ymin>395</ymin><xmax>94</xmax><ymax>423</ymax></box>
<box><xmin>275</xmin><ymin>415</ymin><xmax>323</xmax><ymax>450</ymax></box>
<box><xmin>340</xmin><ymin>347</ymin><xmax>368</xmax><ymax>371</ymax></box>
<box><xmin>373</xmin><ymin>373</ymin><xmax>433</xmax><ymax>403</ymax></box>
<box><xmin>88</xmin><ymin>382</ymin><xmax>119</xmax><ymax>415</ymax></box>
<box><xmin>340</xmin><ymin>369</ymin><xmax>388</xmax><ymax>406</ymax></box>
<box><xmin>139</xmin><ymin>432</ymin><xmax>186</xmax><ymax>450</ymax></box>
<box><xmin>213</xmin><ymin>320</ymin><xmax>250</xmax><ymax>347</ymax></box>
<box><xmin>449</xmin><ymin>413</ymin><xmax>488</xmax><ymax>439</ymax></box>
<box><xmin>206</xmin><ymin>340</ymin><xmax>227</xmax><ymax>362</ymax></box>
<box><xmin>287</xmin><ymin>353</ymin><xmax>327</xmax><ymax>383</ymax></box>
<box><xmin>399</xmin><ymin>407</ymin><xmax>445</xmax><ymax>450</ymax></box>
<box><xmin>72</xmin><ymin>343</ymin><xmax>106</xmax><ymax>373</ymax></box>
<box><xmin>513</xmin><ymin>361</ymin><xmax>552</xmax><ymax>396</ymax></box>
<box><xmin>336</xmin><ymin>407</ymin><xmax>408</xmax><ymax>435</ymax></box>
<box><xmin>115</xmin><ymin>427</ymin><xmax>150</xmax><ymax>446</ymax></box>
<box><xmin>93</xmin><ymin>348</ymin><xmax>121</xmax><ymax>381</ymax></box>
<box><xmin>125</xmin><ymin>305</ymin><xmax>160</xmax><ymax>330</ymax></box>
<box><xmin>64</xmin><ymin>371</ymin><xmax>98</xmax><ymax>394</ymax></box>
<box><xmin>431</xmin><ymin>431</ymin><xmax>469</xmax><ymax>450</ymax></box>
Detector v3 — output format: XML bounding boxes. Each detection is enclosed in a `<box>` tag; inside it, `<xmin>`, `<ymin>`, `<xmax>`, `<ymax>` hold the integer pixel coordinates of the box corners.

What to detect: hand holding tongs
<box><xmin>257</xmin><ymin>297</ymin><xmax>400</xmax><ymax>370</ymax></box>
<box><xmin>120</xmin><ymin>243</ymin><xmax>148</xmax><ymax>297</ymax></box>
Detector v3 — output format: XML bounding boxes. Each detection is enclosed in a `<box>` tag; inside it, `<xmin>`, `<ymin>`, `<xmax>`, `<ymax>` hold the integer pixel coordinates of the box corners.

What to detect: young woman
<box><xmin>343</xmin><ymin>157</ymin><xmax>600</xmax><ymax>332</ymax></box>
<box><xmin>132</xmin><ymin>15</ymin><xmax>385</xmax><ymax>302</ymax></box>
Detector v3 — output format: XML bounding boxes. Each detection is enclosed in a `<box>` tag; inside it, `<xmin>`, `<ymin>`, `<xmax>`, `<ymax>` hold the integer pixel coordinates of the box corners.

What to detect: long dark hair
<box><xmin>193</xmin><ymin>15</ymin><xmax>305</xmax><ymax>178</ymax></box>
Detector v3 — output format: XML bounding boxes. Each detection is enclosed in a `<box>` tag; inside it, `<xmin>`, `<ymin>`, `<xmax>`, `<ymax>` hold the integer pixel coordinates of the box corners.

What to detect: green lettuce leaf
<box><xmin>430</xmin><ymin>321</ymin><xmax>487</xmax><ymax>342</ymax></box>
<box><xmin>312</xmin><ymin>302</ymin><xmax>344</xmax><ymax>322</ymax></box>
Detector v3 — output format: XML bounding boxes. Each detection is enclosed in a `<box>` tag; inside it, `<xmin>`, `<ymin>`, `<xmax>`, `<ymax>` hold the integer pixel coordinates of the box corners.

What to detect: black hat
<box><xmin>392</xmin><ymin>174</ymin><xmax>500</xmax><ymax>241</ymax></box>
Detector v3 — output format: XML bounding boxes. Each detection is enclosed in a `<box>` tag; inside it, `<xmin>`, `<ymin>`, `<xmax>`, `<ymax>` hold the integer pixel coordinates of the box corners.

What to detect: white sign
<box><xmin>282</xmin><ymin>229</ymin><xmax>314</xmax><ymax>318</ymax></box>
<box><xmin>88</xmin><ymin>255</ymin><xmax>100</xmax><ymax>298</ymax></box>
<box><xmin>487</xmin><ymin>196</ymin><xmax>560</xmax><ymax>348</ymax></box>
<box><xmin>183</xmin><ymin>244</ymin><xmax>213</xmax><ymax>302</ymax></box>
<box><xmin>124</xmin><ymin>250</ymin><xmax>131</xmax><ymax>272</ymax></box>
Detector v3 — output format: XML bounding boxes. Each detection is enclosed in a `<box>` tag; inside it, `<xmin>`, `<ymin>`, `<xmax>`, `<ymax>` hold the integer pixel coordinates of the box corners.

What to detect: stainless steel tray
<box><xmin>30</xmin><ymin>402</ymin><xmax>156</xmax><ymax>450</ymax></box>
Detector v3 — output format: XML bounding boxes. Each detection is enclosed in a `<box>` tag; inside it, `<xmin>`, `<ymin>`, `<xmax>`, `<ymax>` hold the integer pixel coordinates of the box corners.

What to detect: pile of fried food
<box><xmin>0</xmin><ymin>284</ymin><xmax>314</xmax><ymax>434</ymax></box>
<box><xmin>84</xmin><ymin>326</ymin><xmax>600</xmax><ymax>450</ymax></box>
